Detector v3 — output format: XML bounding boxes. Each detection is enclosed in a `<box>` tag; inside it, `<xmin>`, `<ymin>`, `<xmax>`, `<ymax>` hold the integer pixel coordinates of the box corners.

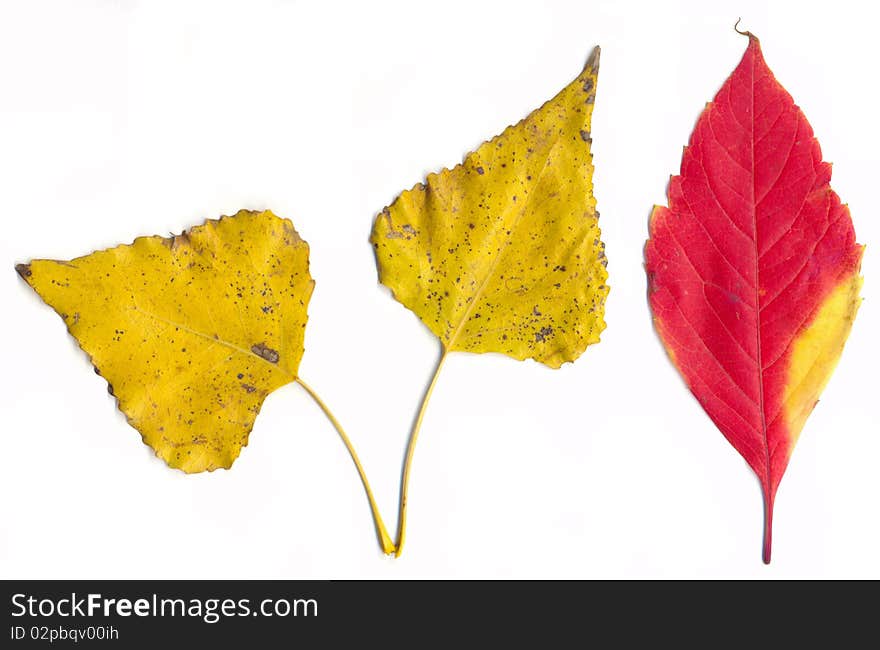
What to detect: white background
<box><xmin>1</xmin><ymin>0</ymin><xmax>877</xmax><ymax>579</ymax></box>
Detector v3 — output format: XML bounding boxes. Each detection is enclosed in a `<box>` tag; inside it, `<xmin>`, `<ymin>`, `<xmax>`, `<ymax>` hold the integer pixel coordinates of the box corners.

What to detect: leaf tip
<box><xmin>15</xmin><ymin>262</ymin><xmax>32</xmax><ymax>280</ymax></box>
<box><xmin>733</xmin><ymin>18</ymin><xmax>759</xmax><ymax>42</ymax></box>
<box><xmin>583</xmin><ymin>45</ymin><xmax>600</xmax><ymax>73</ymax></box>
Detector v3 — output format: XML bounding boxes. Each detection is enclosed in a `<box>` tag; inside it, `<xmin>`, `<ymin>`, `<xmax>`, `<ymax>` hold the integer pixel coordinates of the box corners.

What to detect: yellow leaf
<box><xmin>17</xmin><ymin>210</ymin><xmax>314</xmax><ymax>473</ymax></box>
<box><xmin>371</xmin><ymin>46</ymin><xmax>607</xmax><ymax>369</ymax></box>
<box><xmin>371</xmin><ymin>48</ymin><xmax>608</xmax><ymax>556</ymax></box>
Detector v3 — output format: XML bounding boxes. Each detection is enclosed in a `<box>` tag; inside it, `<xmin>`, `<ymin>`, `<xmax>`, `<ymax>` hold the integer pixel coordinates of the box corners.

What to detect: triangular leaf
<box><xmin>371</xmin><ymin>48</ymin><xmax>607</xmax><ymax>555</ymax></box>
<box><xmin>17</xmin><ymin>209</ymin><xmax>314</xmax><ymax>473</ymax></box>
<box><xmin>372</xmin><ymin>47</ymin><xmax>607</xmax><ymax>368</ymax></box>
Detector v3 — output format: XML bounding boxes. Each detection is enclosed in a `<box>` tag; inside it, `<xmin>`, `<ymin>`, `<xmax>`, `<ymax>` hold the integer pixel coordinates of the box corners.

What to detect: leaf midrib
<box><xmin>443</xmin><ymin>133</ymin><xmax>567</xmax><ymax>351</ymax></box>
<box><xmin>132</xmin><ymin>305</ymin><xmax>294</xmax><ymax>378</ymax></box>
<box><xmin>748</xmin><ymin>47</ymin><xmax>772</xmax><ymax>491</ymax></box>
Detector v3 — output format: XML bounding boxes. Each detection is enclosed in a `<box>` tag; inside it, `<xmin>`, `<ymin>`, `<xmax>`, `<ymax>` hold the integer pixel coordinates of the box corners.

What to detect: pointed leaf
<box><xmin>372</xmin><ymin>47</ymin><xmax>607</xmax><ymax>368</ymax></box>
<box><xmin>645</xmin><ymin>35</ymin><xmax>864</xmax><ymax>562</ymax></box>
<box><xmin>17</xmin><ymin>210</ymin><xmax>314</xmax><ymax>473</ymax></box>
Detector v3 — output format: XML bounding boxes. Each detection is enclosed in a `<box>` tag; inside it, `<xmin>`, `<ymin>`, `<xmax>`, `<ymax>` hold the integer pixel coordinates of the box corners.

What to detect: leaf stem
<box><xmin>295</xmin><ymin>376</ymin><xmax>395</xmax><ymax>555</ymax></box>
<box><xmin>394</xmin><ymin>347</ymin><xmax>449</xmax><ymax>557</ymax></box>
<box><xmin>762</xmin><ymin>490</ymin><xmax>774</xmax><ymax>564</ymax></box>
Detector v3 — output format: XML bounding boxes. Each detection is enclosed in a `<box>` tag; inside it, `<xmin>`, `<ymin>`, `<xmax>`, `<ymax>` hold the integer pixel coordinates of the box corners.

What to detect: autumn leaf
<box><xmin>645</xmin><ymin>33</ymin><xmax>863</xmax><ymax>563</ymax></box>
<box><xmin>17</xmin><ymin>209</ymin><xmax>395</xmax><ymax>552</ymax></box>
<box><xmin>17</xmin><ymin>210</ymin><xmax>314</xmax><ymax>472</ymax></box>
<box><xmin>372</xmin><ymin>47</ymin><xmax>607</xmax><ymax>555</ymax></box>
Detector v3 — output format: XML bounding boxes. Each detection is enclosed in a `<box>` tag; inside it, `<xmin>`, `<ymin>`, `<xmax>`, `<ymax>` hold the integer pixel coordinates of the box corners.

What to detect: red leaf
<box><xmin>645</xmin><ymin>34</ymin><xmax>863</xmax><ymax>563</ymax></box>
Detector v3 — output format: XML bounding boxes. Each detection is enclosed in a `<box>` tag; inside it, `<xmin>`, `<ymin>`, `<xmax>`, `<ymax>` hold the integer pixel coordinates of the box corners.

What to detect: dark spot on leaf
<box><xmin>15</xmin><ymin>263</ymin><xmax>32</xmax><ymax>279</ymax></box>
<box><xmin>476</xmin><ymin>166</ymin><xmax>485</xmax><ymax>175</ymax></box>
<box><xmin>251</xmin><ymin>343</ymin><xmax>279</xmax><ymax>363</ymax></box>
<box><xmin>582</xmin><ymin>78</ymin><xmax>594</xmax><ymax>93</ymax></box>
<box><xmin>241</xmin><ymin>383</ymin><xmax>257</xmax><ymax>393</ymax></box>
<box><xmin>580</xmin><ymin>129</ymin><xmax>591</xmax><ymax>142</ymax></box>
<box><xmin>535</xmin><ymin>326</ymin><xmax>554</xmax><ymax>343</ymax></box>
